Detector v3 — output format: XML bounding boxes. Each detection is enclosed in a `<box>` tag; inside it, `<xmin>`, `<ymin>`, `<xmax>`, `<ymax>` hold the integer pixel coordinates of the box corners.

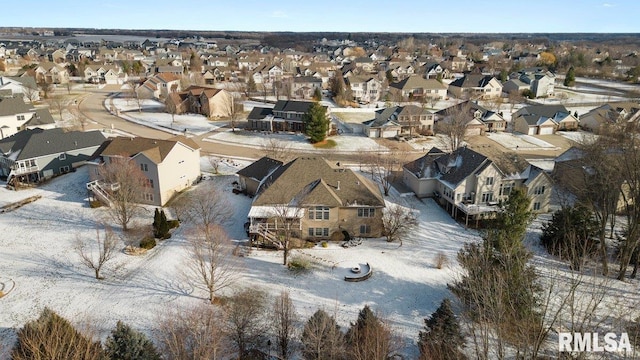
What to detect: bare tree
<box><xmin>435</xmin><ymin>102</ymin><xmax>472</xmax><ymax>152</ymax></box>
<box><xmin>164</xmin><ymin>98</ymin><xmax>178</xmax><ymax>127</ymax></box>
<box><xmin>155</xmin><ymin>303</ymin><xmax>230</xmax><ymax>360</ymax></box>
<box><xmin>382</xmin><ymin>203</ymin><xmax>418</xmax><ymax>246</ymax></box>
<box><xmin>98</xmin><ymin>156</ymin><xmax>147</xmax><ymax>231</ymax></box>
<box><xmin>68</xmin><ymin>106</ymin><xmax>89</xmax><ymax>131</ymax></box>
<box><xmin>262</xmin><ymin>137</ymin><xmax>293</xmax><ymax>162</ymax></box>
<box><xmin>365</xmin><ymin>151</ymin><xmax>404</xmax><ymax>196</ymax></box>
<box><xmin>301</xmin><ymin>309</ymin><xmax>346</xmax><ymax>360</ymax></box>
<box><xmin>47</xmin><ymin>96</ymin><xmax>66</xmax><ymax>122</ymax></box>
<box><xmin>208</xmin><ymin>155</ymin><xmax>222</xmax><ymax>174</ymax></box>
<box><xmin>507</xmin><ymin>90</ymin><xmax>523</xmax><ymax>116</ymax></box>
<box><xmin>272</xmin><ymin>290</ymin><xmax>298</xmax><ymax>360</ymax></box>
<box><xmin>224</xmin><ymin>288</ymin><xmax>269</xmax><ymax>359</ymax></box>
<box><xmin>187</xmin><ymin>224</ymin><xmax>238</xmax><ymax>304</ymax></box>
<box><xmin>221</xmin><ymin>92</ymin><xmax>243</xmax><ymax>132</ymax></box>
<box><xmin>172</xmin><ymin>182</ymin><xmax>233</xmax><ymax>229</ymax></box>
<box><xmin>23</xmin><ymin>83</ymin><xmax>40</xmax><ymax>103</ymax></box>
<box><xmin>125</xmin><ymin>80</ymin><xmax>142</xmax><ymax>112</ymax></box>
<box><xmin>37</xmin><ymin>78</ymin><xmax>53</xmax><ymax>99</ymax></box>
<box><xmin>75</xmin><ymin>224</ymin><xmax>118</xmax><ymax>280</ymax></box>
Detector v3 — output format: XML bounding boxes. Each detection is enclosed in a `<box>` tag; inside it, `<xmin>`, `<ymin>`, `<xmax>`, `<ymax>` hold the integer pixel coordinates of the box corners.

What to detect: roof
<box><xmin>25</xmin><ymin>108</ymin><xmax>55</xmax><ymax>127</ymax></box>
<box><xmin>273</xmin><ymin>100</ymin><xmax>319</xmax><ymax>113</ymax></box>
<box><xmin>389</xmin><ymin>75</ymin><xmax>447</xmax><ymax>91</ymax></box>
<box><xmin>365</xmin><ymin>105</ymin><xmax>431</xmax><ymax>128</ymax></box>
<box><xmin>293</xmin><ymin>76</ymin><xmax>322</xmax><ymax>84</ymax></box>
<box><xmin>403</xmin><ymin>147</ymin><xmax>447</xmax><ymax>178</ymax></box>
<box><xmin>100</xmin><ymin>136</ymin><xmax>199</xmax><ymax>164</ymax></box>
<box><xmin>515</xmin><ymin>104</ymin><xmax>570</xmax><ymax>119</ymax></box>
<box><xmin>0</xmin><ymin>96</ymin><xmax>33</xmax><ymax>116</ymax></box>
<box><xmin>403</xmin><ymin>146</ymin><xmax>491</xmax><ymax>188</ymax></box>
<box><xmin>252</xmin><ymin>157</ymin><xmax>384</xmax><ymax>208</ymax></box>
<box><xmin>0</xmin><ymin>128</ymin><xmax>106</xmax><ymax>160</ymax></box>
<box><xmin>247</xmin><ymin>107</ymin><xmax>273</xmax><ymax>120</ymax></box>
<box><xmin>237</xmin><ymin>156</ymin><xmax>283</xmax><ymax>181</ymax></box>
<box><xmin>449</xmin><ymin>74</ymin><xmax>498</xmax><ymax>88</ymax></box>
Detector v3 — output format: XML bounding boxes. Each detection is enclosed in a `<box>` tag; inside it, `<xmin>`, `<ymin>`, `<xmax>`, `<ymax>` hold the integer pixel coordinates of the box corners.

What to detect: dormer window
<box><xmin>59</xmin><ymin>153</ymin><xmax>66</xmax><ymax>160</ymax></box>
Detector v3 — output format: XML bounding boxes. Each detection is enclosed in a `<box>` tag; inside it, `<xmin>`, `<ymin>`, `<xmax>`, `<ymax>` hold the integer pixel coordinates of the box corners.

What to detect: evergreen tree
<box><xmin>345</xmin><ymin>305</ymin><xmax>394</xmax><ymax>360</ymax></box>
<box><xmin>11</xmin><ymin>308</ymin><xmax>104</xmax><ymax>360</ymax></box>
<box><xmin>540</xmin><ymin>206</ymin><xmax>599</xmax><ymax>270</ymax></box>
<box><xmin>418</xmin><ymin>299</ymin><xmax>466</xmax><ymax>360</ymax></box>
<box><xmin>153</xmin><ymin>209</ymin><xmax>170</xmax><ymax>239</ymax></box>
<box><xmin>564</xmin><ymin>66</ymin><xmax>576</xmax><ymax>86</ymax></box>
<box><xmin>105</xmin><ymin>321</ymin><xmax>160</xmax><ymax>360</ymax></box>
<box><xmin>313</xmin><ymin>87</ymin><xmax>322</xmax><ymax>102</ymax></box>
<box><xmin>303</xmin><ymin>102</ymin><xmax>329</xmax><ymax>143</ymax></box>
<box><xmin>152</xmin><ymin>208</ymin><xmax>160</xmax><ymax>237</ymax></box>
<box><xmin>247</xmin><ymin>76</ymin><xmax>257</xmax><ymax>94</ymax></box>
<box><xmin>301</xmin><ymin>309</ymin><xmax>345</xmax><ymax>360</ymax></box>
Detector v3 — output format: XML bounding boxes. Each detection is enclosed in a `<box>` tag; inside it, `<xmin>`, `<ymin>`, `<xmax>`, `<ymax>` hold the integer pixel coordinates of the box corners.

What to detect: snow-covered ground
<box><xmin>557</xmin><ymin>130</ymin><xmax>598</xmax><ymax>144</ymax></box>
<box><xmin>205</xmin><ymin>129</ymin><xmax>389</xmax><ymax>153</ymax></box>
<box><xmin>110</xmin><ymin>97</ymin><xmax>225</xmax><ymax>136</ymax></box>
<box><xmin>0</xmin><ymin>164</ymin><xmax>476</xmax><ymax>359</ymax></box>
<box><xmin>486</xmin><ymin>132</ymin><xmax>558</xmax><ymax>151</ymax></box>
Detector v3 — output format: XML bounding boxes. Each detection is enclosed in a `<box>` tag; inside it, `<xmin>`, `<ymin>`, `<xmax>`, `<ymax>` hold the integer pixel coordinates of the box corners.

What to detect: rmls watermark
<box><xmin>559</xmin><ymin>332</ymin><xmax>632</xmax><ymax>352</ymax></box>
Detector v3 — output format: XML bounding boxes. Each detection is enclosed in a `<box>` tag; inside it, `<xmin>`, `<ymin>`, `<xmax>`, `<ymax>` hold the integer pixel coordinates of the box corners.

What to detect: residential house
<box><xmin>0</xmin><ymin>96</ymin><xmax>37</xmax><ymax>139</ymax></box>
<box><xmin>504</xmin><ymin>67</ymin><xmax>555</xmax><ymax>98</ymax></box>
<box><xmin>181</xmin><ymin>86</ymin><xmax>233</xmax><ymax>118</ymax></box>
<box><xmin>247</xmin><ymin>100</ymin><xmax>330</xmax><ymax>133</ymax></box>
<box><xmin>84</xmin><ymin>65</ymin><xmax>123</xmax><ymax>84</ymax></box>
<box><xmin>252</xmin><ymin>64</ymin><xmax>283</xmax><ymax>85</ymax></box>
<box><xmin>236</xmin><ymin>156</ymin><xmax>283</xmax><ymax>196</ymax></box>
<box><xmin>578</xmin><ymin>102</ymin><xmax>640</xmax><ymax>133</ymax></box>
<box><xmin>246</xmin><ymin>157</ymin><xmax>385</xmax><ymax>241</ymax></box>
<box><xmin>346</xmin><ymin>76</ymin><xmax>382</xmax><ymax>104</ymax></box>
<box><xmin>402</xmin><ymin>146</ymin><xmax>552</xmax><ymax>225</ymax></box>
<box><xmin>291</xmin><ymin>76</ymin><xmax>322</xmax><ymax>100</ymax></box>
<box><xmin>435</xmin><ymin>101</ymin><xmax>507</xmax><ymax>136</ymax></box>
<box><xmin>34</xmin><ymin>62</ymin><xmax>69</xmax><ymax>84</ymax></box>
<box><xmin>0</xmin><ymin>76</ymin><xmax>39</xmax><ymax>102</ymax></box>
<box><xmin>363</xmin><ymin>105</ymin><xmax>434</xmax><ymax>138</ymax></box>
<box><xmin>136</xmin><ymin>73</ymin><xmax>181</xmax><ymax>100</ymax></box>
<box><xmin>389</xmin><ymin>75</ymin><xmax>448</xmax><ymax>102</ymax></box>
<box><xmin>0</xmin><ymin>128</ymin><xmax>106</xmax><ymax>186</ymax></box>
<box><xmin>448</xmin><ymin>74</ymin><xmax>502</xmax><ymax>100</ymax></box>
<box><xmin>88</xmin><ymin>136</ymin><xmax>201</xmax><ymax>206</ymax></box>
<box><xmin>422</xmin><ymin>62</ymin><xmax>449</xmax><ymax>79</ymax></box>
<box><xmin>512</xmin><ymin>104</ymin><xmax>579</xmax><ymax>135</ymax></box>
<box><xmin>388</xmin><ymin>62</ymin><xmax>415</xmax><ymax>81</ymax></box>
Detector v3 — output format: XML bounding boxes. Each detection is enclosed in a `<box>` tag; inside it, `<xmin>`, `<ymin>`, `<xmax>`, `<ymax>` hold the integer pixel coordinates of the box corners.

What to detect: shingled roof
<box><xmin>100</xmin><ymin>136</ymin><xmax>199</xmax><ymax>164</ymax></box>
<box><xmin>0</xmin><ymin>128</ymin><xmax>106</xmax><ymax>160</ymax></box>
<box><xmin>0</xmin><ymin>96</ymin><xmax>33</xmax><ymax>116</ymax></box>
<box><xmin>237</xmin><ymin>156</ymin><xmax>283</xmax><ymax>181</ymax></box>
<box><xmin>253</xmin><ymin>157</ymin><xmax>384</xmax><ymax>208</ymax></box>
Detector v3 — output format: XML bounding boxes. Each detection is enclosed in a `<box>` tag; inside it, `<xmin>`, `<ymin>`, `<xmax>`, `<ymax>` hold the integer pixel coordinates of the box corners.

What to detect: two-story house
<box><xmin>136</xmin><ymin>73</ymin><xmax>181</xmax><ymax>100</ymax></box>
<box><xmin>578</xmin><ymin>102</ymin><xmax>640</xmax><ymax>133</ymax></box>
<box><xmin>292</xmin><ymin>76</ymin><xmax>323</xmax><ymax>100</ymax></box>
<box><xmin>245</xmin><ymin>157</ymin><xmax>385</xmax><ymax>241</ymax></box>
<box><xmin>402</xmin><ymin>146</ymin><xmax>552</xmax><ymax>225</ymax></box>
<box><xmin>247</xmin><ymin>100</ymin><xmax>330</xmax><ymax>133</ymax></box>
<box><xmin>88</xmin><ymin>136</ymin><xmax>201</xmax><ymax>206</ymax></box>
<box><xmin>0</xmin><ymin>76</ymin><xmax>39</xmax><ymax>103</ymax></box>
<box><xmin>346</xmin><ymin>75</ymin><xmax>382</xmax><ymax>104</ymax></box>
<box><xmin>448</xmin><ymin>74</ymin><xmax>502</xmax><ymax>100</ymax></box>
<box><xmin>34</xmin><ymin>62</ymin><xmax>69</xmax><ymax>84</ymax></box>
<box><xmin>389</xmin><ymin>75</ymin><xmax>448</xmax><ymax>102</ymax></box>
<box><xmin>512</xmin><ymin>104</ymin><xmax>579</xmax><ymax>135</ymax></box>
<box><xmin>504</xmin><ymin>67</ymin><xmax>555</xmax><ymax>98</ymax></box>
<box><xmin>0</xmin><ymin>128</ymin><xmax>106</xmax><ymax>186</ymax></box>
<box><xmin>0</xmin><ymin>96</ymin><xmax>38</xmax><ymax>139</ymax></box>
<box><xmin>435</xmin><ymin>101</ymin><xmax>507</xmax><ymax>136</ymax></box>
<box><xmin>166</xmin><ymin>86</ymin><xmax>234</xmax><ymax>118</ymax></box>
<box><xmin>363</xmin><ymin>105</ymin><xmax>435</xmax><ymax>138</ymax></box>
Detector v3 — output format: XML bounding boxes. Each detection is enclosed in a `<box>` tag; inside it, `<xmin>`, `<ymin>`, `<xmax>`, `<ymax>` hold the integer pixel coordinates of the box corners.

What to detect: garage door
<box><xmin>465</xmin><ymin>127</ymin><xmax>482</xmax><ymax>137</ymax></box>
<box><xmin>382</xmin><ymin>129</ymin><xmax>398</xmax><ymax>138</ymax></box>
<box><xmin>369</xmin><ymin>129</ymin><xmax>380</xmax><ymax>138</ymax></box>
<box><xmin>539</xmin><ymin>126</ymin><xmax>554</xmax><ymax>135</ymax></box>
<box><xmin>528</xmin><ymin>127</ymin><xmax>537</xmax><ymax>135</ymax></box>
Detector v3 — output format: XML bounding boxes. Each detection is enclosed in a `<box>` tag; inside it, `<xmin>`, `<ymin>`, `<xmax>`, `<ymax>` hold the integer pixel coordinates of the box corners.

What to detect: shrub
<box><xmin>330</xmin><ymin>231</ymin><xmax>345</xmax><ymax>242</ymax></box>
<box><xmin>342</xmin><ymin>230</ymin><xmax>351</xmax><ymax>242</ymax></box>
<box><xmin>434</xmin><ymin>252</ymin><xmax>448</xmax><ymax>269</ymax></box>
<box><xmin>168</xmin><ymin>219</ymin><xmax>180</xmax><ymax>229</ymax></box>
<box><xmin>288</xmin><ymin>256</ymin><xmax>311</xmax><ymax>273</ymax></box>
<box><xmin>89</xmin><ymin>200</ymin><xmax>103</xmax><ymax>208</ymax></box>
<box><xmin>105</xmin><ymin>321</ymin><xmax>160</xmax><ymax>360</ymax></box>
<box><xmin>321</xmin><ymin>241</ymin><xmax>328</xmax><ymax>248</ymax></box>
<box><xmin>139</xmin><ymin>236</ymin><xmax>156</xmax><ymax>250</ymax></box>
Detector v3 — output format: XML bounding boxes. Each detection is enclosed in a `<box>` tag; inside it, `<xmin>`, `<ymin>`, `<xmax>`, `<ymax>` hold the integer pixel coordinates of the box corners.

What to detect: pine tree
<box><xmin>313</xmin><ymin>87</ymin><xmax>322</xmax><ymax>102</ymax></box>
<box><xmin>105</xmin><ymin>321</ymin><xmax>161</xmax><ymax>360</ymax></box>
<box><xmin>346</xmin><ymin>305</ymin><xmax>394</xmax><ymax>360</ymax></box>
<box><xmin>152</xmin><ymin>208</ymin><xmax>161</xmax><ymax>238</ymax></box>
<box><xmin>418</xmin><ymin>299</ymin><xmax>466</xmax><ymax>360</ymax></box>
<box><xmin>564</xmin><ymin>66</ymin><xmax>576</xmax><ymax>87</ymax></box>
<box><xmin>303</xmin><ymin>102</ymin><xmax>329</xmax><ymax>143</ymax></box>
<box><xmin>11</xmin><ymin>308</ymin><xmax>104</xmax><ymax>360</ymax></box>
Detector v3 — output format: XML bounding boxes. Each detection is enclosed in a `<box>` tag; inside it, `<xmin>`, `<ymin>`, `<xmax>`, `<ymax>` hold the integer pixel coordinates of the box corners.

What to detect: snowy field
<box><xmin>205</xmin><ymin>129</ymin><xmax>389</xmax><ymax>153</ymax></box>
<box><xmin>110</xmin><ymin>98</ymin><xmax>225</xmax><ymax>136</ymax></box>
<box><xmin>0</xmin><ymin>165</ymin><xmax>476</xmax><ymax>358</ymax></box>
<box><xmin>486</xmin><ymin>132</ymin><xmax>558</xmax><ymax>151</ymax></box>
<box><xmin>557</xmin><ymin>130</ymin><xmax>598</xmax><ymax>144</ymax></box>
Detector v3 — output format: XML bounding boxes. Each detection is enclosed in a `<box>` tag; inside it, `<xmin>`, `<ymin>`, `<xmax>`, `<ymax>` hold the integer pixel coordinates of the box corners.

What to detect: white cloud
<box><xmin>270</xmin><ymin>10</ymin><xmax>288</xmax><ymax>18</ymax></box>
<box><xmin>602</xmin><ymin>3</ymin><xmax>615</xmax><ymax>7</ymax></box>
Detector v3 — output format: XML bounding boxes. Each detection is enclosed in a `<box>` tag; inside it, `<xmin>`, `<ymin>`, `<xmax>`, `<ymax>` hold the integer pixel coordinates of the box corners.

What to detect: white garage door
<box><xmin>539</xmin><ymin>126</ymin><xmax>554</xmax><ymax>135</ymax></box>
<box><xmin>465</xmin><ymin>127</ymin><xmax>482</xmax><ymax>137</ymax></box>
<box><xmin>528</xmin><ymin>127</ymin><xmax>537</xmax><ymax>135</ymax></box>
<box><xmin>369</xmin><ymin>129</ymin><xmax>380</xmax><ymax>138</ymax></box>
<box><xmin>382</xmin><ymin>129</ymin><xmax>398</xmax><ymax>138</ymax></box>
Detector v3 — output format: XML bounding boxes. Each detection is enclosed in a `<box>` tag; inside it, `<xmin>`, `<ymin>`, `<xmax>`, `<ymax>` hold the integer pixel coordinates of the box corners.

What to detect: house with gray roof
<box><xmin>512</xmin><ymin>104</ymin><xmax>578</xmax><ymax>135</ymax></box>
<box><xmin>363</xmin><ymin>105</ymin><xmax>434</xmax><ymax>138</ymax></box>
<box><xmin>578</xmin><ymin>102</ymin><xmax>640</xmax><ymax>132</ymax></box>
<box><xmin>236</xmin><ymin>156</ymin><xmax>283</xmax><ymax>196</ymax></box>
<box><xmin>403</xmin><ymin>146</ymin><xmax>552</xmax><ymax>225</ymax></box>
<box><xmin>0</xmin><ymin>76</ymin><xmax>39</xmax><ymax>102</ymax></box>
<box><xmin>505</xmin><ymin>67</ymin><xmax>555</xmax><ymax>98</ymax></box>
<box><xmin>0</xmin><ymin>128</ymin><xmax>106</xmax><ymax>187</ymax></box>
<box><xmin>448</xmin><ymin>74</ymin><xmax>502</xmax><ymax>100</ymax></box>
<box><xmin>0</xmin><ymin>96</ymin><xmax>38</xmax><ymax>139</ymax></box>
<box><xmin>247</xmin><ymin>157</ymin><xmax>385</xmax><ymax>241</ymax></box>
<box><xmin>247</xmin><ymin>100</ymin><xmax>330</xmax><ymax>133</ymax></box>
<box><xmin>389</xmin><ymin>75</ymin><xmax>448</xmax><ymax>101</ymax></box>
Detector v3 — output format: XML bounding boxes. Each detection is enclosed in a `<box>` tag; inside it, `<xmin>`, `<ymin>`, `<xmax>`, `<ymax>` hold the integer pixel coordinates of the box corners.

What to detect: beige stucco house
<box><xmin>88</xmin><ymin>136</ymin><xmax>201</xmax><ymax>206</ymax></box>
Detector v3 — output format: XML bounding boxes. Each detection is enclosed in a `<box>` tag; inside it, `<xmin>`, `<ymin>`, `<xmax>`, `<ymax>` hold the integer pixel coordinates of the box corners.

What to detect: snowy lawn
<box><xmin>557</xmin><ymin>130</ymin><xmax>598</xmax><ymax>144</ymax></box>
<box><xmin>110</xmin><ymin>97</ymin><xmax>225</xmax><ymax>136</ymax></box>
<box><xmin>205</xmin><ymin>129</ymin><xmax>389</xmax><ymax>153</ymax></box>
<box><xmin>0</xmin><ymin>164</ymin><xmax>478</xmax><ymax>358</ymax></box>
<box><xmin>486</xmin><ymin>132</ymin><xmax>558</xmax><ymax>151</ymax></box>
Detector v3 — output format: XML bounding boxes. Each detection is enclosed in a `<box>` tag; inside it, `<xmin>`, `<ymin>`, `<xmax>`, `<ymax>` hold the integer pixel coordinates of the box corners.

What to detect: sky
<box><xmin>3</xmin><ymin>0</ymin><xmax>639</xmax><ymax>33</ymax></box>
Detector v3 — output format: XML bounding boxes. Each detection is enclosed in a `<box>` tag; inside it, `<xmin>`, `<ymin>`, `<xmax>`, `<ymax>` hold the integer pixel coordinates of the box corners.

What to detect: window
<box><xmin>59</xmin><ymin>153</ymin><xmax>66</xmax><ymax>161</ymax></box>
<box><xmin>443</xmin><ymin>187</ymin><xmax>453</xmax><ymax>199</ymax></box>
<box><xmin>481</xmin><ymin>192</ymin><xmax>494</xmax><ymax>203</ymax></box>
<box><xmin>357</xmin><ymin>208</ymin><xmax>375</xmax><ymax>218</ymax></box>
<box><xmin>486</xmin><ymin>177</ymin><xmax>494</xmax><ymax>185</ymax></box>
<box><xmin>59</xmin><ymin>166</ymin><xmax>70</xmax><ymax>173</ymax></box>
<box><xmin>534</xmin><ymin>186</ymin><xmax>546</xmax><ymax>195</ymax></box>
<box><xmin>533</xmin><ymin>202</ymin><xmax>541</xmax><ymax>211</ymax></box>
<box><xmin>140</xmin><ymin>163</ymin><xmax>148</xmax><ymax>171</ymax></box>
<box><xmin>308</xmin><ymin>228</ymin><xmax>329</xmax><ymax>237</ymax></box>
<box><xmin>143</xmin><ymin>193</ymin><xmax>154</xmax><ymax>201</ymax></box>
<box><xmin>360</xmin><ymin>224</ymin><xmax>371</xmax><ymax>235</ymax></box>
<box><xmin>17</xmin><ymin>115</ymin><xmax>25</xmax><ymax>121</ymax></box>
<box><xmin>456</xmin><ymin>193</ymin><xmax>461</xmax><ymax>201</ymax></box>
<box><xmin>308</xmin><ymin>206</ymin><xmax>329</xmax><ymax>220</ymax></box>
<box><xmin>145</xmin><ymin>179</ymin><xmax>154</xmax><ymax>188</ymax></box>
<box><xmin>500</xmin><ymin>183</ymin><xmax>513</xmax><ymax>196</ymax></box>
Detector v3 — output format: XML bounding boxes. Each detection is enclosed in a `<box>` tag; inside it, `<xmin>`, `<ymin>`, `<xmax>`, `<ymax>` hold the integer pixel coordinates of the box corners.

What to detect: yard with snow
<box><xmin>486</xmin><ymin>132</ymin><xmax>559</xmax><ymax>151</ymax></box>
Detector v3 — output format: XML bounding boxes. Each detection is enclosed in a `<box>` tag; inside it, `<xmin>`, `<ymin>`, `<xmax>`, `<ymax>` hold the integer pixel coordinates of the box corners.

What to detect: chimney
<box><xmin>336</xmin><ymin>181</ymin><xmax>340</xmax><ymax>190</ymax></box>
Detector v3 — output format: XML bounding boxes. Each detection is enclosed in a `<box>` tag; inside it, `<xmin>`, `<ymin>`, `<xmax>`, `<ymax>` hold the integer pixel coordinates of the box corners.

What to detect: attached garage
<box><xmin>538</xmin><ymin>126</ymin><xmax>554</xmax><ymax>135</ymax></box>
<box><xmin>527</xmin><ymin>127</ymin><xmax>537</xmax><ymax>135</ymax></box>
<box><xmin>382</xmin><ymin>129</ymin><xmax>398</xmax><ymax>138</ymax></box>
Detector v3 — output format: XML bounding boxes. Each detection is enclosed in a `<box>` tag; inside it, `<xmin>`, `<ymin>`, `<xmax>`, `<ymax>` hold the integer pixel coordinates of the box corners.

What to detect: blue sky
<box><xmin>3</xmin><ymin>0</ymin><xmax>638</xmax><ymax>33</ymax></box>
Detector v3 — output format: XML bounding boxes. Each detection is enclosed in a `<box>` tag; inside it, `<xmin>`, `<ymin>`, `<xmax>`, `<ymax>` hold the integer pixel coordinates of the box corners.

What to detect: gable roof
<box><xmin>0</xmin><ymin>128</ymin><xmax>106</xmax><ymax>160</ymax></box>
<box><xmin>273</xmin><ymin>100</ymin><xmax>318</xmax><ymax>113</ymax></box>
<box><xmin>390</xmin><ymin>75</ymin><xmax>447</xmax><ymax>91</ymax></box>
<box><xmin>365</xmin><ymin>105</ymin><xmax>431</xmax><ymax>128</ymax></box>
<box><xmin>449</xmin><ymin>74</ymin><xmax>498</xmax><ymax>88</ymax></box>
<box><xmin>0</xmin><ymin>96</ymin><xmax>33</xmax><ymax>116</ymax></box>
<box><xmin>247</xmin><ymin>107</ymin><xmax>273</xmax><ymax>120</ymax></box>
<box><xmin>403</xmin><ymin>146</ymin><xmax>492</xmax><ymax>188</ymax></box>
<box><xmin>25</xmin><ymin>109</ymin><xmax>55</xmax><ymax>127</ymax></box>
<box><xmin>237</xmin><ymin>156</ymin><xmax>283</xmax><ymax>182</ymax></box>
<box><xmin>253</xmin><ymin>157</ymin><xmax>384</xmax><ymax>208</ymax></box>
<box><xmin>100</xmin><ymin>136</ymin><xmax>199</xmax><ymax>164</ymax></box>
